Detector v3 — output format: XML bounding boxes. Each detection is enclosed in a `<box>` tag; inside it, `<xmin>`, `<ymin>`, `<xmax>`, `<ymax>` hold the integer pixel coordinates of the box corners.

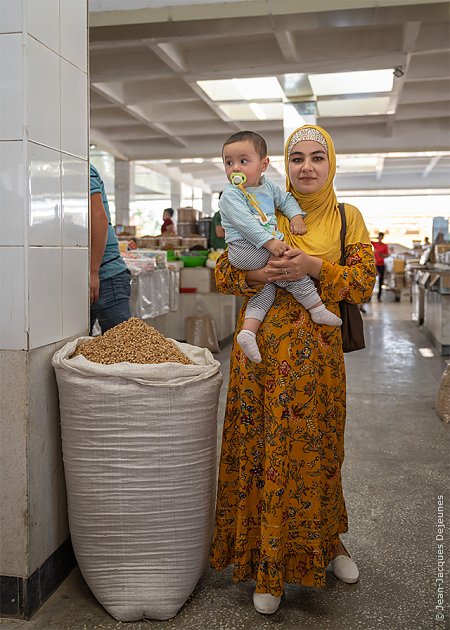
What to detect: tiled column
<box><xmin>0</xmin><ymin>0</ymin><xmax>88</xmax><ymax>619</ymax></box>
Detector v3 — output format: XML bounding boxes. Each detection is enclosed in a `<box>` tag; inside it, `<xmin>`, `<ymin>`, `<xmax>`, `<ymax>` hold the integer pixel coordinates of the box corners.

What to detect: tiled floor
<box><xmin>2</xmin><ymin>295</ymin><xmax>449</xmax><ymax>630</ymax></box>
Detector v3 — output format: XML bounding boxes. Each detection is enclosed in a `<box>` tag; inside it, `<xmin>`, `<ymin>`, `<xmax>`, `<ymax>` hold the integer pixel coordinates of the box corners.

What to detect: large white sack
<box><xmin>52</xmin><ymin>337</ymin><xmax>223</xmax><ymax>621</ymax></box>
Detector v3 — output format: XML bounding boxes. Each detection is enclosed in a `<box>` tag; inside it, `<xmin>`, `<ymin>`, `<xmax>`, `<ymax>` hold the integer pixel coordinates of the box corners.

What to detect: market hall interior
<box><xmin>0</xmin><ymin>0</ymin><xmax>449</xmax><ymax>629</ymax></box>
<box><xmin>3</xmin><ymin>298</ymin><xmax>449</xmax><ymax>629</ymax></box>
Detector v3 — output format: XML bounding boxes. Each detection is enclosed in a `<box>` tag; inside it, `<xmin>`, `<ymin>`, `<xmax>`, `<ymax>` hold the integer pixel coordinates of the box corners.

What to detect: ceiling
<box><xmin>89</xmin><ymin>0</ymin><xmax>450</xmax><ymax>195</ymax></box>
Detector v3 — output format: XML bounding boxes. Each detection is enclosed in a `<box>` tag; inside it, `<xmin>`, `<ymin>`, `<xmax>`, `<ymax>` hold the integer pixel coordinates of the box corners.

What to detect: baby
<box><xmin>219</xmin><ymin>130</ymin><xmax>342</xmax><ymax>363</ymax></box>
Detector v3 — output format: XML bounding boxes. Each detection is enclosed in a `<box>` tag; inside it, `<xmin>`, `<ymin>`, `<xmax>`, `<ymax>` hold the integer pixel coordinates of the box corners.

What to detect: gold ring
<box><xmin>284</xmin><ymin>268</ymin><xmax>288</xmax><ymax>275</ymax></box>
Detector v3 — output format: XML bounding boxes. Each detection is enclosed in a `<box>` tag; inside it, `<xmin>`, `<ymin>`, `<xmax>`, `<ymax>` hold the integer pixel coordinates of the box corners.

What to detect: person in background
<box><xmin>90</xmin><ymin>163</ymin><xmax>131</xmax><ymax>334</ymax></box>
<box><xmin>371</xmin><ymin>232</ymin><xmax>389</xmax><ymax>302</ymax></box>
<box><xmin>161</xmin><ymin>207</ymin><xmax>176</xmax><ymax>235</ymax></box>
<box><xmin>210</xmin><ymin>124</ymin><xmax>375</xmax><ymax>615</ymax></box>
<box><xmin>210</xmin><ymin>193</ymin><xmax>226</xmax><ymax>250</ymax></box>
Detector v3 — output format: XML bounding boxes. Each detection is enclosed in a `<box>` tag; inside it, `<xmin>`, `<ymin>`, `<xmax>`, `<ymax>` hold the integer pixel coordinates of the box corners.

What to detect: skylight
<box><xmin>309</xmin><ymin>69</ymin><xmax>394</xmax><ymax>96</ymax></box>
<box><xmin>317</xmin><ymin>96</ymin><xmax>391</xmax><ymax>117</ymax></box>
<box><xmin>197</xmin><ymin>77</ymin><xmax>284</xmax><ymax>101</ymax></box>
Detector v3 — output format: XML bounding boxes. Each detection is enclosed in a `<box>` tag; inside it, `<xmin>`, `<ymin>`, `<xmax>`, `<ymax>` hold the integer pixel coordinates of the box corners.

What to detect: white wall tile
<box><xmin>62</xmin><ymin>247</ymin><xmax>89</xmax><ymax>338</ymax></box>
<box><xmin>29</xmin><ymin>142</ymin><xmax>61</xmax><ymax>246</ymax></box>
<box><xmin>0</xmin><ymin>246</ymin><xmax>27</xmax><ymax>350</ymax></box>
<box><xmin>26</xmin><ymin>0</ymin><xmax>59</xmax><ymax>53</ymax></box>
<box><xmin>60</xmin><ymin>0</ymin><xmax>87</xmax><ymax>72</ymax></box>
<box><xmin>0</xmin><ymin>34</ymin><xmax>23</xmax><ymax>140</ymax></box>
<box><xmin>60</xmin><ymin>59</ymin><xmax>87</xmax><ymax>159</ymax></box>
<box><xmin>28</xmin><ymin>246</ymin><xmax>62</xmax><ymax>348</ymax></box>
<box><xmin>0</xmin><ymin>140</ymin><xmax>25</xmax><ymax>246</ymax></box>
<box><xmin>62</xmin><ymin>155</ymin><xmax>88</xmax><ymax>246</ymax></box>
<box><xmin>0</xmin><ymin>0</ymin><xmax>23</xmax><ymax>33</ymax></box>
<box><xmin>27</xmin><ymin>36</ymin><xmax>60</xmax><ymax>150</ymax></box>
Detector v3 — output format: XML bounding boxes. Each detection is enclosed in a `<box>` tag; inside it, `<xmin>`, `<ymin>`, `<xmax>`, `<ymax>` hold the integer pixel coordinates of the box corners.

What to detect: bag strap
<box><xmin>338</xmin><ymin>202</ymin><xmax>346</xmax><ymax>265</ymax></box>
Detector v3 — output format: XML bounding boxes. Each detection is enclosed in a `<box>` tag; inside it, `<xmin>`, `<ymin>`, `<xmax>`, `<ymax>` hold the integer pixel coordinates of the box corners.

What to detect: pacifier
<box><xmin>230</xmin><ymin>172</ymin><xmax>247</xmax><ymax>186</ymax></box>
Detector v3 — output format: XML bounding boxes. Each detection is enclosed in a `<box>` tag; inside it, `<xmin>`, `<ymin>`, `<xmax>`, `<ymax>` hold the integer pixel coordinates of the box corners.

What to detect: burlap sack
<box><xmin>52</xmin><ymin>339</ymin><xmax>223</xmax><ymax>621</ymax></box>
<box><xmin>436</xmin><ymin>361</ymin><xmax>450</xmax><ymax>424</ymax></box>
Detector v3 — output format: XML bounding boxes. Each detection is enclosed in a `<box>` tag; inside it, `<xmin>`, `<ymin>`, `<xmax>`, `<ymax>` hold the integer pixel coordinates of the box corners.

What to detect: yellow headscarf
<box><xmin>276</xmin><ymin>124</ymin><xmax>370</xmax><ymax>264</ymax></box>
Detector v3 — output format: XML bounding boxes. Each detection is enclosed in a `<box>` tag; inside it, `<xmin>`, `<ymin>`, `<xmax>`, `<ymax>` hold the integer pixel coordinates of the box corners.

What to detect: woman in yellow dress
<box><xmin>209</xmin><ymin>124</ymin><xmax>376</xmax><ymax>614</ymax></box>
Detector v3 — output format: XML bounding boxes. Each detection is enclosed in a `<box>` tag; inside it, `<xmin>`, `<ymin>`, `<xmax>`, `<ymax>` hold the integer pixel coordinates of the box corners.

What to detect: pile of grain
<box><xmin>72</xmin><ymin>318</ymin><xmax>193</xmax><ymax>365</ymax></box>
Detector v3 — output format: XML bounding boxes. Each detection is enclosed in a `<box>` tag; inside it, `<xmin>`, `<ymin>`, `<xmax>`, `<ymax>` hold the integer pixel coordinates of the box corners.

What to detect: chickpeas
<box><xmin>72</xmin><ymin>318</ymin><xmax>193</xmax><ymax>365</ymax></box>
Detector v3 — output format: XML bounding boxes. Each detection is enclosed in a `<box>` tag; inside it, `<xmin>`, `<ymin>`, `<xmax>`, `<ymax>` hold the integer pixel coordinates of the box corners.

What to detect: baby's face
<box><xmin>223</xmin><ymin>141</ymin><xmax>268</xmax><ymax>188</ymax></box>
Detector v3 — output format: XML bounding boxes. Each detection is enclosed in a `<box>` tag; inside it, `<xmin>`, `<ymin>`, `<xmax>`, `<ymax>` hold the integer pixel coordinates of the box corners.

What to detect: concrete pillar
<box><xmin>170</xmin><ymin>180</ymin><xmax>182</xmax><ymax>211</ymax></box>
<box><xmin>202</xmin><ymin>192</ymin><xmax>212</xmax><ymax>217</ymax></box>
<box><xmin>283</xmin><ymin>101</ymin><xmax>317</xmax><ymax>143</ymax></box>
<box><xmin>0</xmin><ymin>0</ymin><xmax>88</xmax><ymax>619</ymax></box>
<box><xmin>114</xmin><ymin>157</ymin><xmax>131</xmax><ymax>225</ymax></box>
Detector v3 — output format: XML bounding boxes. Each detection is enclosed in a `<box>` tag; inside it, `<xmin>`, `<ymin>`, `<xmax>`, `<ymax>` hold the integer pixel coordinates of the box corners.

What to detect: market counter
<box><xmin>415</xmin><ymin>266</ymin><xmax>450</xmax><ymax>355</ymax></box>
<box><xmin>125</xmin><ymin>262</ymin><xmax>242</xmax><ymax>344</ymax></box>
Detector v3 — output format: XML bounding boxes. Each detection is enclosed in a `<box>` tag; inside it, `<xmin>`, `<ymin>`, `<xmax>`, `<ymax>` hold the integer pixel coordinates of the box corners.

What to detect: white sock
<box><xmin>237</xmin><ymin>330</ymin><xmax>262</xmax><ymax>363</ymax></box>
<box><xmin>310</xmin><ymin>304</ymin><xmax>342</xmax><ymax>327</ymax></box>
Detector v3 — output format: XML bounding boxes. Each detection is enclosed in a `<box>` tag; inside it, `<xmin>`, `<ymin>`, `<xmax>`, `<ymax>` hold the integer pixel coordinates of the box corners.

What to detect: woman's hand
<box><xmin>246</xmin><ymin>268</ymin><xmax>270</xmax><ymax>287</ymax></box>
<box><xmin>264</xmin><ymin>248</ymin><xmax>323</xmax><ymax>282</ymax></box>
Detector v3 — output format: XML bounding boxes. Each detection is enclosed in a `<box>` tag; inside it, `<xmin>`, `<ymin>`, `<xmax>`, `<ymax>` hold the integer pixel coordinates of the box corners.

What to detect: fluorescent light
<box><xmin>309</xmin><ymin>69</ymin><xmax>394</xmax><ymax>96</ymax></box>
<box><xmin>336</xmin><ymin>155</ymin><xmax>381</xmax><ymax>173</ymax></box>
<box><xmin>317</xmin><ymin>96</ymin><xmax>391</xmax><ymax>117</ymax></box>
<box><xmin>197</xmin><ymin>77</ymin><xmax>284</xmax><ymax>101</ymax></box>
<box><xmin>418</xmin><ymin>348</ymin><xmax>434</xmax><ymax>357</ymax></box>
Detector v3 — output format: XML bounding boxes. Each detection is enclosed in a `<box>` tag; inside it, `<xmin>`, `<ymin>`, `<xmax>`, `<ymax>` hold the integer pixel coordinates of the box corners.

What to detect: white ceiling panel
<box><xmin>88</xmin><ymin>0</ymin><xmax>450</xmax><ymax>193</ymax></box>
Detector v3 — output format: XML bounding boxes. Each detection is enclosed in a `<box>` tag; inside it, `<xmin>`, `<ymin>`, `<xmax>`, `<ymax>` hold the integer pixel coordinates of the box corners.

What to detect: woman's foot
<box><xmin>253</xmin><ymin>591</ymin><xmax>281</xmax><ymax>614</ymax></box>
<box><xmin>331</xmin><ymin>540</ymin><xmax>359</xmax><ymax>584</ymax></box>
<box><xmin>237</xmin><ymin>330</ymin><xmax>262</xmax><ymax>363</ymax></box>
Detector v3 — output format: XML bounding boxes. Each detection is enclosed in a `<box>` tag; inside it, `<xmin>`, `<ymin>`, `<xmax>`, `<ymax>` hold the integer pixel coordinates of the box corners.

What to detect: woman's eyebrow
<box><xmin>290</xmin><ymin>150</ymin><xmax>326</xmax><ymax>157</ymax></box>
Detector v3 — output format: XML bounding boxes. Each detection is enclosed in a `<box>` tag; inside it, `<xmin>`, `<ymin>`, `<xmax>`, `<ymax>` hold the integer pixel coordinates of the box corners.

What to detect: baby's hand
<box><xmin>290</xmin><ymin>215</ymin><xmax>307</xmax><ymax>235</ymax></box>
<box><xmin>264</xmin><ymin>238</ymin><xmax>289</xmax><ymax>257</ymax></box>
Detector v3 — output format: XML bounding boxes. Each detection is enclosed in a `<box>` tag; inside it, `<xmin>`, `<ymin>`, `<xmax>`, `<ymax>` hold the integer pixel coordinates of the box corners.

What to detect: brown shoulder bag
<box><xmin>338</xmin><ymin>203</ymin><xmax>366</xmax><ymax>353</ymax></box>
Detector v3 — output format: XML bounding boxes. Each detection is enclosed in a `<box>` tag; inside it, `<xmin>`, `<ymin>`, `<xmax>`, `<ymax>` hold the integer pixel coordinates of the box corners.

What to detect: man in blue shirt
<box><xmin>90</xmin><ymin>163</ymin><xmax>131</xmax><ymax>334</ymax></box>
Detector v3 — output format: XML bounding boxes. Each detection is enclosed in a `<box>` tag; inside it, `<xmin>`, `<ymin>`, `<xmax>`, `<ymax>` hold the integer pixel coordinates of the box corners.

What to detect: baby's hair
<box><xmin>222</xmin><ymin>131</ymin><xmax>267</xmax><ymax>159</ymax></box>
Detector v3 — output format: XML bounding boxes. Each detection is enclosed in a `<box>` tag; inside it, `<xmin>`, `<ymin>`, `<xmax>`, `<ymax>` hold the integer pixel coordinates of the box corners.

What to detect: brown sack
<box><xmin>436</xmin><ymin>362</ymin><xmax>450</xmax><ymax>424</ymax></box>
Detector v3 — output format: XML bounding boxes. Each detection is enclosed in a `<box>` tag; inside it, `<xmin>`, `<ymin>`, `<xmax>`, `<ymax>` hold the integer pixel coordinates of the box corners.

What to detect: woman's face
<box><xmin>288</xmin><ymin>140</ymin><xmax>329</xmax><ymax>194</ymax></box>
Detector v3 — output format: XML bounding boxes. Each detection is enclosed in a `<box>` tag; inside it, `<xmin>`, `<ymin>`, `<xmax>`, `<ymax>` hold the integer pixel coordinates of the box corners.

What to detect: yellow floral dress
<box><xmin>209</xmin><ymin>241</ymin><xmax>376</xmax><ymax>596</ymax></box>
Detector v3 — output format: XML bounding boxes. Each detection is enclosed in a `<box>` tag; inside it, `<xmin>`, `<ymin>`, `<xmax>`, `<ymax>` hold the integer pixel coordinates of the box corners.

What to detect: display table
<box><xmin>151</xmin><ymin>293</ymin><xmax>241</xmax><ymax>343</ymax></box>
<box><xmin>126</xmin><ymin>263</ymin><xmax>242</xmax><ymax>344</ymax></box>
